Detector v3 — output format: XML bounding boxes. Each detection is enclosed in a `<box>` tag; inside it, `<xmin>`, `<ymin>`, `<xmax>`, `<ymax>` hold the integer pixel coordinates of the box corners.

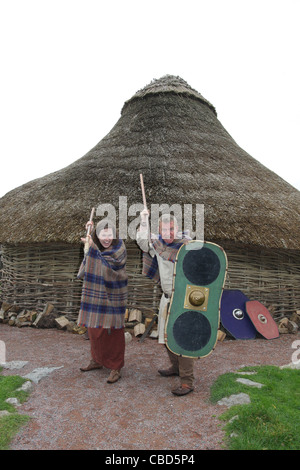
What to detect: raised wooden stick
<box><xmin>140</xmin><ymin>173</ymin><xmax>147</xmax><ymax>209</ymax></box>
<box><xmin>84</xmin><ymin>207</ymin><xmax>95</xmax><ymax>254</ymax></box>
<box><xmin>140</xmin><ymin>173</ymin><xmax>151</xmax><ymax>243</ymax></box>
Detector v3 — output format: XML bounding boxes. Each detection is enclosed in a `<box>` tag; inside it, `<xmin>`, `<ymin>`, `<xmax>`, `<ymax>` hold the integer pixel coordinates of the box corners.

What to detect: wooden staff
<box><xmin>140</xmin><ymin>173</ymin><xmax>147</xmax><ymax>210</ymax></box>
<box><xmin>140</xmin><ymin>173</ymin><xmax>151</xmax><ymax>243</ymax></box>
<box><xmin>84</xmin><ymin>207</ymin><xmax>95</xmax><ymax>254</ymax></box>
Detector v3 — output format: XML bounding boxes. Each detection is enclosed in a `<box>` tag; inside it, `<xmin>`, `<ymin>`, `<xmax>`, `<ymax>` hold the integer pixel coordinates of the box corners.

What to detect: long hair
<box><xmin>91</xmin><ymin>219</ymin><xmax>119</xmax><ymax>252</ymax></box>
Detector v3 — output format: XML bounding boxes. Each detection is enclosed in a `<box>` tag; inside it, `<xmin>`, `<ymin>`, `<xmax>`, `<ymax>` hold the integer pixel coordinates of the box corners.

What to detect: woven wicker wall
<box><xmin>0</xmin><ymin>243</ymin><xmax>83</xmax><ymax>318</ymax></box>
<box><xmin>0</xmin><ymin>242</ymin><xmax>299</xmax><ymax>321</ymax></box>
<box><xmin>223</xmin><ymin>243</ymin><xmax>300</xmax><ymax>319</ymax></box>
<box><xmin>0</xmin><ymin>242</ymin><xmax>162</xmax><ymax>320</ymax></box>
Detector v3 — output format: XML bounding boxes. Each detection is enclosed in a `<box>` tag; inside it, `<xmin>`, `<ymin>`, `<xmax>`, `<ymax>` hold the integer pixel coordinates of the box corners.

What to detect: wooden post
<box><xmin>139</xmin><ymin>173</ymin><xmax>151</xmax><ymax>243</ymax></box>
<box><xmin>84</xmin><ymin>207</ymin><xmax>95</xmax><ymax>254</ymax></box>
<box><xmin>140</xmin><ymin>173</ymin><xmax>147</xmax><ymax>210</ymax></box>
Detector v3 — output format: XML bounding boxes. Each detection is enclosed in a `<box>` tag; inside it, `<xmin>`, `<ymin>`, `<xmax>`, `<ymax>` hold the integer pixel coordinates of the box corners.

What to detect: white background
<box><xmin>1</xmin><ymin>0</ymin><xmax>299</xmax><ymax>198</ymax></box>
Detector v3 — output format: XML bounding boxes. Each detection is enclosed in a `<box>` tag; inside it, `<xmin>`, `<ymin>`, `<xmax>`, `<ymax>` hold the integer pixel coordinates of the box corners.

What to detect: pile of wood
<box><xmin>1</xmin><ymin>299</ymin><xmax>299</xmax><ymax>343</ymax></box>
<box><xmin>0</xmin><ymin>301</ymin><xmax>158</xmax><ymax>339</ymax></box>
<box><xmin>0</xmin><ymin>242</ymin><xmax>163</xmax><ymax>322</ymax></box>
<box><xmin>125</xmin><ymin>308</ymin><xmax>158</xmax><ymax>339</ymax></box>
<box><xmin>0</xmin><ymin>301</ymin><xmax>86</xmax><ymax>335</ymax></box>
<box><xmin>277</xmin><ymin>311</ymin><xmax>300</xmax><ymax>334</ymax></box>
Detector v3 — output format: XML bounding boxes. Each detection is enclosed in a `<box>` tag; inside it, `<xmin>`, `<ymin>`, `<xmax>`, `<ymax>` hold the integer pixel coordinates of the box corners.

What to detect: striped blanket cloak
<box><xmin>77</xmin><ymin>239</ymin><xmax>128</xmax><ymax>329</ymax></box>
<box><xmin>142</xmin><ymin>233</ymin><xmax>190</xmax><ymax>284</ymax></box>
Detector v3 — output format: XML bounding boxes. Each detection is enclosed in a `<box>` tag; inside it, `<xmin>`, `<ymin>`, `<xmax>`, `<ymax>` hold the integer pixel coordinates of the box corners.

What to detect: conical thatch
<box><xmin>1</xmin><ymin>75</ymin><xmax>300</xmax><ymax>249</ymax></box>
<box><xmin>1</xmin><ymin>76</ymin><xmax>300</xmax><ymax>320</ymax></box>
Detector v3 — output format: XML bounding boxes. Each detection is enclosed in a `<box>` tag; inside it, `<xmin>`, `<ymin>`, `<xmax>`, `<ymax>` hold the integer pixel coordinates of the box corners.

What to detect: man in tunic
<box><xmin>136</xmin><ymin>210</ymin><xmax>195</xmax><ymax>396</ymax></box>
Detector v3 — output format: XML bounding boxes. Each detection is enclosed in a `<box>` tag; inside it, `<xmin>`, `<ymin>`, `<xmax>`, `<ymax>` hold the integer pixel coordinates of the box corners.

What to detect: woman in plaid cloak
<box><xmin>78</xmin><ymin>219</ymin><xmax>128</xmax><ymax>384</ymax></box>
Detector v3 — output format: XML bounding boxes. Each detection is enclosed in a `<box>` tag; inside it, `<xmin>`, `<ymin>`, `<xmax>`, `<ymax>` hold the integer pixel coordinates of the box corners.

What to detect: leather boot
<box><xmin>158</xmin><ymin>366</ymin><xmax>179</xmax><ymax>377</ymax></box>
<box><xmin>80</xmin><ymin>360</ymin><xmax>103</xmax><ymax>372</ymax></box>
<box><xmin>107</xmin><ymin>370</ymin><xmax>121</xmax><ymax>383</ymax></box>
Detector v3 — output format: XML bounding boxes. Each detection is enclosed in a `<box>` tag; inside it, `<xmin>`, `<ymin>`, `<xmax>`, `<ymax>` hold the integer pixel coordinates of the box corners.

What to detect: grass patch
<box><xmin>210</xmin><ymin>365</ymin><xmax>300</xmax><ymax>450</ymax></box>
<box><xmin>0</xmin><ymin>367</ymin><xmax>31</xmax><ymax>450</ymax></box>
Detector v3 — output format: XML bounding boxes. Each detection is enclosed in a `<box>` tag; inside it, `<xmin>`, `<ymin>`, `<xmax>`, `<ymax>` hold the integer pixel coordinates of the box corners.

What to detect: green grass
<box><xmin>210</xmin><ymin>365</ymin><xmax>300</xmax><ymax>450</ymax></box>
<box><xmin>0</xmin><ymin>367</ymin><xmax>31</xmax><ymax>450</ymax></box>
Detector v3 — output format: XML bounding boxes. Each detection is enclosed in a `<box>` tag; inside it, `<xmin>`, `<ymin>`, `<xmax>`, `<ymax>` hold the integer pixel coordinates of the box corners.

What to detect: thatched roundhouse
<box><xmin>0</xmin><ymin>75</ymin><xmax>300</xmax><ymax>320</ymax></box>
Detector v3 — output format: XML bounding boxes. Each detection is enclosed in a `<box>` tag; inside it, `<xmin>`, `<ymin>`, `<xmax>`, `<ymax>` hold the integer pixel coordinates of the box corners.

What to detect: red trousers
<box><xmin>88</xmin><ymin>327</ymin><xmax>125</xmax><ymax>370</ymax></box>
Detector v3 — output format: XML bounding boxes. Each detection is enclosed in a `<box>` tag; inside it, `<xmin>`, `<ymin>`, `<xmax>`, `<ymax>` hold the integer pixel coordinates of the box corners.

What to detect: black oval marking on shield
<box><xmin>182</xmin><ymin>247</ymin><xmax>220</xmax><ymax>286</ymax></box>
<box><xmin>172</xmin><ymin>311</ymin><xmax>211</xmax><ymax>351</ymax></box>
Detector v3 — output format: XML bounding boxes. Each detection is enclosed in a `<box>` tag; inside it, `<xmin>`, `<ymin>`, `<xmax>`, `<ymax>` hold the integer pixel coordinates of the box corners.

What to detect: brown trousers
<box><xmin>166</xmin><ymin>347</ymin><xmax>195</xmax><ymax>388</ymax></box>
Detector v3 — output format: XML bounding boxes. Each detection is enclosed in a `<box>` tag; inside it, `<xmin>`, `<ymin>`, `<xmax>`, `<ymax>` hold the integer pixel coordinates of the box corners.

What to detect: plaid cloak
<box><xmin>77</xmin><ymin>239</ymin><xmax>128</xmax><ymax>329</ymax></box>
<box><xmin>142</xmin><ymin>233</ymin><xmax>190</xmax><ymax>285</ymax></box>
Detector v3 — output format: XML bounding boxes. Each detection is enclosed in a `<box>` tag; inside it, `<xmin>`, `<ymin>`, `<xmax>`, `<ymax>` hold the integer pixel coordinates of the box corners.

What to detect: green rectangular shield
<box><xmin>165</xmin><ymin>240</ymin><xmax>227</xmax><ymax>358</ymax></box>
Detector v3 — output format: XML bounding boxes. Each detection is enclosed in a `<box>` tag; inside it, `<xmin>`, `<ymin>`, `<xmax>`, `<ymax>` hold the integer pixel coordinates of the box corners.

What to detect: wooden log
<box><xmin>55</xmin><ymin>316</ymin><xmax>70</xmax><ymax>330</ymax></box>
<box><xmin>16</xmin><ymin>310</ymin><xmax>29</xmax><ymax>323</ymax></box>
<box><xmin>128</xmin><ymin>308</ymin><xmax>142</xmax><ymax>323</ymax></box>
<box><xmin>278</xmin><ymin>317</ymin><xmax>289</xmax><ymax>334</ymax></box>
<box><xmin>0</xmin><ymin>302</ymin><xmax>20</xmax><ymax>321</ymax></box>
<box><xmin>16</xmin><ymin>321</ymin><xmax>31</xmax><ymax>328</ymax></box>
<box><xmin>144</xmin><ymin>317</ymin><xmax>153</xmax><ymax>329</ymax></box>
<box><xmin>124</xmin><ymin>308</ymin><xmax>129</xmax><ymax>321</ymax></box>
<box><xmin>72</xmin><ymin>325</ymin><xmax>87</xmax><ymax>335</ymax></box>
<box><xmin>217</xmin><ymin>330</ymin><xmax>226</xmax><ymax>342</ymax></box>
<box><xmin>0</xmin><ymin>302</ymin><xmax>13</xmax><ymax>317</ymax></box>
<box><xmin>149</xmin><ymin>329</ymin><xmax>158</xmax><ymax>339</ymax></box>
<box><xmin>8</xmin><ymin>316</ymin><xmax>16</xmax><ymax>326</ymax></box>
<box><xmin>290</xmin><ymin>311</ymin><xmax>300</xmax><ymax>326</ymax></box>
<box><xmin>277</xmin><ymin>317</ymin><xmax>298</xmax><ymax>334</ymax></box>
<box><xmin>139</xmin><ymin>314</ymin><xmax>158</xmax><ymax>342</ymax></box>
<box><xmin>287</xmin><ymin>321</ymin><xmax>298</xmax><ymax>334</ymax></box>
<box><xmin>134</xmin><ymin>323</ymin><xmax>145</xmax><ymax>337</ymax></box>
<box><xmin>33</xmin><ymin>303</ymin><xmax>54</xmax><ymax>327</ymax></box>
<box><xmin>28</xmin><ymin>311</ymin><xmax>38</xmax><ymax>323</ymax></box>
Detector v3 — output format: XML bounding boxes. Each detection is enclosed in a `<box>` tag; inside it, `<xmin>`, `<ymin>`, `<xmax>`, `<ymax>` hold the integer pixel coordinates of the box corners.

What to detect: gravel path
<box><xmin>0</xmin><ymin>323</ymin><xmax>297</xmax><ymax>450</ymax></box>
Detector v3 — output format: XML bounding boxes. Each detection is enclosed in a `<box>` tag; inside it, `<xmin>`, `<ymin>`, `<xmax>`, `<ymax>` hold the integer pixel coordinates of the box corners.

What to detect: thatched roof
<box><xmin>1</xmin><ymin>75</ymin><xmax>300</xmax><ymax>249</ymax></box>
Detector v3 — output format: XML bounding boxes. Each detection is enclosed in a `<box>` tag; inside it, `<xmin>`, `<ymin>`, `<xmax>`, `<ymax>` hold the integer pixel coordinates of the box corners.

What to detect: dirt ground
<box><xmin>0</xmin><ymin>323</ymin><xmax>298</xmax><ymax>450</ymax></box>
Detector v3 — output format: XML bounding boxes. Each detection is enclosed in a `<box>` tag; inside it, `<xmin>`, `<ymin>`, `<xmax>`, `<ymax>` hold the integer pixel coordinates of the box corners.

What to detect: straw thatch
<box><xmin>0</xmin><ymin>75</ymin><xmax>299</xmax><ymax>319</ymax></box>
<box><xmin>0</xmin><ymin>75</ymin><xmax>299</xmax><ymax>249</ymax></box>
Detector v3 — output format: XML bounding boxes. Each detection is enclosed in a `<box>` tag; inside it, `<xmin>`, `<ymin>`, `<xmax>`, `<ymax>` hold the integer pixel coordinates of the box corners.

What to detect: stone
<box><xmin>24</xmin><ymin>366</ymin><xmax>64</xmax><ymax>384</ymax></box>
<box><xmin>228</xmin><ymin>415</ymin><xmax>239</xmax><ymax>423</ymax></box>
<box><xmin>0</xmin><ymin>360</ymin><xmax>28</xmax><ymax>370</ymax></box>
<box><xmin>125</xmin><ymin>331</ymin><xmax>132</xmax><ymax>345</ymax></box>
<box><xmin>16</xmin><ymin>381</ymin><xmax>34</xmax><ymax>392</ymax></box>
<box><xmin>5</xmin><ymin>397</ymin><xmax>21</xmax><ymax>407</ymax></box>
<box><xmin>217</xmin><ymin>392</ymin><xmax>251</xmax><ymax>407</ymax></box>
<box><xmin>236</xmin><ymin>378</ymin><xmax>264</xmax><ymax>388</ymax></box>
<box><xmin>236</xmin><ymin>371</ymin><xmax>257</xmax><ymax>375</ymax></box>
